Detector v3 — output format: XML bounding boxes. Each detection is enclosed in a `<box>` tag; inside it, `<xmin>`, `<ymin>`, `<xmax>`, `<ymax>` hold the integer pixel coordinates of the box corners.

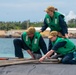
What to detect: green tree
<box><xmin>67</xmin><ymin>19</ymin><xmax>76</xmax><ymax>28</ymax></box>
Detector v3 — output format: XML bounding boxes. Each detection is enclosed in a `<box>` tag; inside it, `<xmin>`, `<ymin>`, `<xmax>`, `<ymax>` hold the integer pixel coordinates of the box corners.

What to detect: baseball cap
<box><xmin>48</xmin><ymin>31</ymin><xmax>58</xmax><ymax>38</ymax></box>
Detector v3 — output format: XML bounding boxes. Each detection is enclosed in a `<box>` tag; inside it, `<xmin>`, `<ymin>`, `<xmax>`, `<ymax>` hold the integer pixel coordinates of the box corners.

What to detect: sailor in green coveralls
<box><xmin>13</xmin><ymin>27</ymin><xmax>47</xmax><ymax>59</ymax></box>
<box><xmin>39</xmin><ymin>31</ymin><xmax>76</xmax><ymax>64</ymax></box>
<box><xmin>39</xmin><ymin>6</ymin><xmax>68</xmax><ymax>52</ymax></box>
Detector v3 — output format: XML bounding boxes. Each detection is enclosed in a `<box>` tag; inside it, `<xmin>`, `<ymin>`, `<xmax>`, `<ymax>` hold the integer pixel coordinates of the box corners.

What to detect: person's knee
<box><xmin>13</xmin><ymin>39</ymin><xmax>17</xmax><ymax>43</ymax></box>
<box><xmin>61</xmin><ymin>58</ymin><xmax>69</xmax><ymax>64</ymax></box>
<box><xmin>33</xmin><ymin>53</ymin><xmax>42</xmax><ymax>59</ymax></box>
<box><xmin>13</xmin><ymin>39</ymin><xmax>20</xmax><ymax>44</ymax></box>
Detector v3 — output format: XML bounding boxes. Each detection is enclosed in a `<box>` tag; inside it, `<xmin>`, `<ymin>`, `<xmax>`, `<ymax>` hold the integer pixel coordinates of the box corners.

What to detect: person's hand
<box><xmin>39</xmin><ymin>57</ymin><xmax>45</xmax><ymax>62</ymax></box>
<box><xmin>65</xmin><ymin>34</ymin><xmax>69</xmax><ymax>38</ymax></box>
<box><xmin>38</xmin><ymin>30</ymin><xmax>42</xmax><ymax>33</ymax></box>
<box><xmin>31</xmin><ymin>57</ymin><xmax>35</xmax><ymax>60</ymax></box>
<box><xmin>47</xmin><ymin>56</ymin><xmax>51</xmax><ymax>59</ymax></box>
<box><xmin>31</xmin><ymin>55</ymin><xmax>35</xmax><ymax>59</ymax></box>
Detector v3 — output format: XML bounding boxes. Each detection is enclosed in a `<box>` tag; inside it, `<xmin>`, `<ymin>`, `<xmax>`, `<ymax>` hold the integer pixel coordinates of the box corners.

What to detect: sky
<box><xmin>0</xmin><ymin>0</ymin><xmax>76</xmax><ymax>22</ymax></box>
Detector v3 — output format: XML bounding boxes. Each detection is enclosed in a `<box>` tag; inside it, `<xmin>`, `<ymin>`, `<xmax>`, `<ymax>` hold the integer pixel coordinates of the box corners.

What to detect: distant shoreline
<box><xmin>0</xmin><ymin>28</ymin><xmax>76</xmax><ymax>38</ymax></box>
<box><xmin>0</xmin><ymin>37</ymin><xmax>76</xmax><ymax>39</ymax></box>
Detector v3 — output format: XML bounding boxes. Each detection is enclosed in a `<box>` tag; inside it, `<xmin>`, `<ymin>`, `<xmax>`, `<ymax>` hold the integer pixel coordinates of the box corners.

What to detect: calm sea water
<box><xmin>0</xmin><ymin>38</ymin><xmax>76</xmax><ymax>58</ymax></box>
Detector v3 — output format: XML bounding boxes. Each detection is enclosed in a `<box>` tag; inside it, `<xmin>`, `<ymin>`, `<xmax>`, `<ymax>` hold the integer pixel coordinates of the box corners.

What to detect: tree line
<box><xmin>0</xmin><ymin>19</ymin><xmax>76</xmax><ymax>30</ymax></box>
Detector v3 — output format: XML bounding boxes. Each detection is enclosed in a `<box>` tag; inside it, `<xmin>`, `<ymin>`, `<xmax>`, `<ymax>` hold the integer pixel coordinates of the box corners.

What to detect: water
<box><xmin>0</xmin><ymin>38</ymin><xmax>76</xmax><ymax>58</ymax></box>
<box><xmin>0</xmin><ymin>38</ymin><xmax>48</xmax><ymax>58</ymax></box>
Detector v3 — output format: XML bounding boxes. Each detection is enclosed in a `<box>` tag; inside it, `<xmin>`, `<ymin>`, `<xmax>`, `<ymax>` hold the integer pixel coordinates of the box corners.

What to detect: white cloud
<box><xmin>65</xmin><ymin>11</ymin><xmax>76</xmax><ymax>22</ymax></box>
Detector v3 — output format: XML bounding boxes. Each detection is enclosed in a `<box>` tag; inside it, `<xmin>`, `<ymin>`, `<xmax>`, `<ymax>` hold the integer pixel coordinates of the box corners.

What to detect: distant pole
<box><xmin>27</xmin><ymin>20</ymin><xmax>30</xmax><ymax>28</ymax></box>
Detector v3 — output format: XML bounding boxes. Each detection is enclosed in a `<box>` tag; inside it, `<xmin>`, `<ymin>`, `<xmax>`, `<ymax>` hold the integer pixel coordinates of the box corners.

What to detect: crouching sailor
<box><xmin>13</xmin><ymin>27</ymin><xmax>47</xmax><ymax>59</ymax></box>
<box><xmin>39</xmin><ymin>31</ymin><xmax>76</xmax><ymax>64</ymax></box>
